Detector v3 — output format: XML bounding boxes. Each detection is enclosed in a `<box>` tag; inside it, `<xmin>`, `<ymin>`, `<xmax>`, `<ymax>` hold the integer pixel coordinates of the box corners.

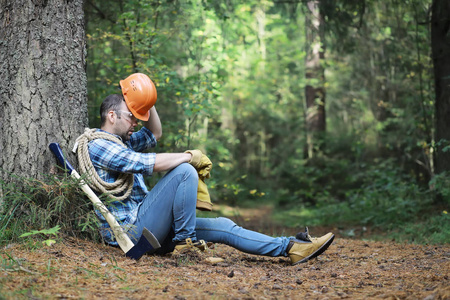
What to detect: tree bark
<box><xmin>431</xmin><ymin>0</ymin><xmax>450</xmax><ymax>173</ymax></box>
<box><xmin>0</xmin><ymin>0</ymin><xmax>88</xmax><ymax>185</ymax></box>
<box><xmin>304</xmin><ymin>0</ymin><xmax>326</xmax><ymax>158</ymax></box>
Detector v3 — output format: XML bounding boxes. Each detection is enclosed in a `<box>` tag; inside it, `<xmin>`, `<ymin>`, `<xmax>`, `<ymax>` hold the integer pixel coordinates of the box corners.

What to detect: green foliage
<box><xmin>19</xmin><ymin>225</ymin><xmax>61</xmax><ymax>238</ymax></box>
<box><xmin>387</xmin><ymin>211</ymin><xmax>450</xmax><ymax>244</ymax></box>
<box><xmin>82</xmin><ymin>0</ymin><xmax>444</xmax><ymax>244</ymax></box>
<box><xmin>0</xmin><ymin>173</ymin><xmax>100</xmax><ymax>246</ymax></box>
<box><xmin>429</xmin><ymin>171</ymin><xmax>450</xmax><ymax>202</ymax></box>
<box><xmin>19</xmin><ymin>225</ymin><xmax>61</xmax><ymax>246</ymax></box>
<box><xmin>333</xmin><ymin>161</ymin><xmax>431</xmax><ymax>228</ymax></box>
<box><xmin>85</xmin><ymin>0</ymin><xmax>225</xmax><ymax>149</ymax></box>
<box><xmin>272</xmin><ymin>151</ymin><xmax>449</xmax><ymax>244</ymax></box>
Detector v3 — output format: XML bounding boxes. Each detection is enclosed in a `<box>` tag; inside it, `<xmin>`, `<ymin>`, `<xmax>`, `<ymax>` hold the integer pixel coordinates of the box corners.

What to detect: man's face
<box><xmin>113</xmin><ymin>101</ymin><xmax>138</xmax><ymax>141</ymax></box>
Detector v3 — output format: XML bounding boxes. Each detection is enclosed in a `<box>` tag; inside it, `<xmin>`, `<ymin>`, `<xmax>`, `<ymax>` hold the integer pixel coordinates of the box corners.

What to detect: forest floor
<box><xmin>0</xmin><ymin>206</ymin><xmax>449</xmax><ymax>300</ymax></box>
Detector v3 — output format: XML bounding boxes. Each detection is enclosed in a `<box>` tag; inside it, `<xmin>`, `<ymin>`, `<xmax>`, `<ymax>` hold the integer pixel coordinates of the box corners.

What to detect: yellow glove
<box><xmin>185</xmin><ymin>150</ymin><xmax>213</xmax><ymax>211</ymax></box>
<box><xmin>197</xmin><ymin>154</ymin><xmax>212</xmax><ymax>179</ymax></box>
<box><xmin>185</xmin><ymin>149</ymin><xmax>203</xmax><ymax>168</ymax></box>
<box><xmin>196</xmin><ymin>178</ymin><xmax>213</xmax><ymax>211</ymax></box>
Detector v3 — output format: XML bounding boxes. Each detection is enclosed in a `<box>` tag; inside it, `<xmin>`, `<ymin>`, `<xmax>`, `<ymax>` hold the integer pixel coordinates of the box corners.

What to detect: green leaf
<box><xmin>42</xmin><ymin>239</ymin><xmax>56</xmax><ymax>246</ymax></box>
<box><xmin>20</xmin><ymin>225</ymin><xmax>61</xmax><ymax>238</ymax></box>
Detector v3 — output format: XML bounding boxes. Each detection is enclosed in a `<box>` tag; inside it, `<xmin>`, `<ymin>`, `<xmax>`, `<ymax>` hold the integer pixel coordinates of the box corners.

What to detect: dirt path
<box><xmin>1</xmin><ymin>234</ymin><xmax>449</xmax><ymax>299</ymax></box>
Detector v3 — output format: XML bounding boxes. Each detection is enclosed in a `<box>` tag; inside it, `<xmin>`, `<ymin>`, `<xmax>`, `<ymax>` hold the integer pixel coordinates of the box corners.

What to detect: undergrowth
<box><xmin>0</xmin><ymin>171</ymin><xmax>100</xmax><ymax>247</ymax></box>
<box><xmin>0</xmin><ymin>156</ymin><xmax>448</xmax><ymax>248</ymax></box>
<box><xmin>271</xmin><ymin>158</ymin><xmax>450</xmax><ymax>245</ymax></box>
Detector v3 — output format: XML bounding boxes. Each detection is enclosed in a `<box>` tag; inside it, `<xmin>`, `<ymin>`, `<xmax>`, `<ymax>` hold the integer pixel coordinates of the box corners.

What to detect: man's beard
<box><xmin>119</xmin><ymin>132</ymin><xmax>131</xmax><ymax>142</ymax></box>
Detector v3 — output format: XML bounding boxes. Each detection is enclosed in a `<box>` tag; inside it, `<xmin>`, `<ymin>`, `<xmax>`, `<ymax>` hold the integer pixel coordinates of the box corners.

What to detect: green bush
<box><xmin>386</xmin><ymin>211</ymin><xmax>450</xmax><ymax>244</ymax></box>
<box><xmin>429</xmin><ymin>171</ymin><xmax>450</xmax><ymax>204</ymax></box>
<box><xmin>0</xmin><ymin>172</ymin><xmax>100</xmax><ymax>246</ymax></box>
<box><xmin>271</xmin><ymin>155</ymin><xmax>449</xmax><ymax>244</ymax></box>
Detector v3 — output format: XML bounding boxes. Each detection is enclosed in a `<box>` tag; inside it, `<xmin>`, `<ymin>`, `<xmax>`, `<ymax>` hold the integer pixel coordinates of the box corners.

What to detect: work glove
<box><xmin>196</xmin><ymin>178</ymin><xmax>213</xmax><ymax>211</ymax></box>
<box><xmin>197</xmin><ymin>154</ymin><xmax>212</xmax><ymax>179</ymax></box>
<box><xmin>185</xmin><ymin>150</ymin><xmax>214</xmax><ymax>211</ymax></box>
<box><xmin>185</xmin><ymin>149</ymin><xmax>203</xmax><ymax>168</ymax></box>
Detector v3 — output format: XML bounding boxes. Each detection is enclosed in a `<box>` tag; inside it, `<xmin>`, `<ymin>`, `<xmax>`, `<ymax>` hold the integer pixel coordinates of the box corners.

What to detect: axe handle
<box><xmin>70</xmin><ymin>169</ymin><xmax>135</xmax><ymax>253</ymax></box>
<box><xmin>49</xmin><ymin>143</ymin><xmax>134</xmax><ymax>253</ymax></box>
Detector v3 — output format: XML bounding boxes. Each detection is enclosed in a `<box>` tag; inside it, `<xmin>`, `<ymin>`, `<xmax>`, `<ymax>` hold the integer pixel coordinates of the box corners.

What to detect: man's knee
<box><xmin>173</xmin><ymin>163</ymin><xmax>198</xmax><ymax>180</ymax></box>
<box><xmin>215</xmin><ymin>217</ymin><xmax>237</xmax><ymax>229</ymax></box>
<box><xmin>196</xmin><ymin>217</ymin><xmax>237</xmax><ymax>231</ymax></box>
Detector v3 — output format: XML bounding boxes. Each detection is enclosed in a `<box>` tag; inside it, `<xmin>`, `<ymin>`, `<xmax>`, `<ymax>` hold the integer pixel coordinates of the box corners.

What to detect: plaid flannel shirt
<box><xmin>88</xmin><ymin>127</ymin><xmax>157</xmax><ymax>245</ymax></box>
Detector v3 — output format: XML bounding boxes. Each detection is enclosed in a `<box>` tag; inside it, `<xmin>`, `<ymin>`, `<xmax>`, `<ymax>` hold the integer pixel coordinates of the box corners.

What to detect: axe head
<box><xmin>126</xmin><ymin>228</ymin><xmax>161</xmax><ymax>260</ymax></box>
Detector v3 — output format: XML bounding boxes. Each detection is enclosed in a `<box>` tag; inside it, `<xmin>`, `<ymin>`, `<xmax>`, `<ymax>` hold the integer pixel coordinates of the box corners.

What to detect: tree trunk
<box><xmin>0</xmin><ymin>0</ymin><xmax>88</xmax><ymax>186</ymax></box>
<box><xmin>431</xmin><ymin>0</ymin><xmax>450</xmax><ymax>174</ymax></box>
<box><xmin>304</xmin><ymin>0</ymin><xmax>326</xmax><ymax>159</ymax></box>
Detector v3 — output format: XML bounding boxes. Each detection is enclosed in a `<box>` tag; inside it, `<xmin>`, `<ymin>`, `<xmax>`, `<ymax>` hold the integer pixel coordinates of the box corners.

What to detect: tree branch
<box><xmin>86</xmin><ymin>1</ymin><xmax>116</xmax><ymax>24</ymax></box>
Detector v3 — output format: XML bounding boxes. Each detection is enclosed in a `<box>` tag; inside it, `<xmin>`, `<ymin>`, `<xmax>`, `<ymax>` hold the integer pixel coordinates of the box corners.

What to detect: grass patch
<box><xmin>0</xmin><ymin>171</ymin><xmax>101</xmax><ymax>247</ymax></box>
<box><xmin>385</xmin><ymin>211</ymin><xmax>450</xmax><ymax>244</ymax></box>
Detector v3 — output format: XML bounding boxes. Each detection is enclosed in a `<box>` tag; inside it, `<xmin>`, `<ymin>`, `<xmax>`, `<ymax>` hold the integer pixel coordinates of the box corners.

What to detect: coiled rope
<box><xmin>75</xmin><ymin>128</ymin><xmax>134</xmax><ymax>201</ymax></box>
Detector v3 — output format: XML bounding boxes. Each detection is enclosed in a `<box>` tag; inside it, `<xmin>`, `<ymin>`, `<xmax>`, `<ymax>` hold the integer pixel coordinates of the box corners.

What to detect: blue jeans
<box><xmin>131</xmin><ymin>163</ymin><xmax>290</xmax><ymax>257</ymax></box>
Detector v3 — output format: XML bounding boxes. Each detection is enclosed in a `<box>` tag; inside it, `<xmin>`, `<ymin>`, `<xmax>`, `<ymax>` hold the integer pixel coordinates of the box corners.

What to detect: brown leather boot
<box><xmin>172</xmin><ymin>238</ymin><xmax>208</xmax><ymax>256</ymax></box>
<box><xmin>287</xmin><ymin>231</ymin><xmax>335</xmax><ymax>265</ymax></box>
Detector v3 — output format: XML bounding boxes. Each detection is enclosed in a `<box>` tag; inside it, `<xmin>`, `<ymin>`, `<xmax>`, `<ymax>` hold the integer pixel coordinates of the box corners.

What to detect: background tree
<box><xmin>0</xmin><ymin>0</ymin><xmax>88</xmax><ymax>187</ymax></box>
<box><xmin>431</xmin><ymin>0</ymin><xmax>450</xmax><ymax>174</ymax></box>
<box><xmin>304</xmin><ymin>0</ymin><xmax>326</xmax><ymax>158</ymax></box>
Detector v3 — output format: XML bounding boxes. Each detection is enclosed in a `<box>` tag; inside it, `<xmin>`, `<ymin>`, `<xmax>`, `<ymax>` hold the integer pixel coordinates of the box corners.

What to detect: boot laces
<box><xmin>295</xmin><ymin>227</ymin><xmax>313</xmax><ymax>242</ymax></box>
<box><xmin>174</xmin><ymin>238</ymin><xmax>207</xmax><ymax>253</ymax></box>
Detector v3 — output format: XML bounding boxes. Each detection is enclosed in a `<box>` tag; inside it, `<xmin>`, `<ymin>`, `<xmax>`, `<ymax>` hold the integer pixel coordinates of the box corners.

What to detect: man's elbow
<box><xmin>154</xmin><ymin>130</ymin><xmax>162</xmax><ymax>141</ymax></box>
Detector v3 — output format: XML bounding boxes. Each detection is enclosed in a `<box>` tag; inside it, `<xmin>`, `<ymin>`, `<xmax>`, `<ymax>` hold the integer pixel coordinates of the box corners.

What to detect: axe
<box><xmin>49</xmin><ymin>142</ymin><xmax>160</xmax><ymax>260</ymax></box>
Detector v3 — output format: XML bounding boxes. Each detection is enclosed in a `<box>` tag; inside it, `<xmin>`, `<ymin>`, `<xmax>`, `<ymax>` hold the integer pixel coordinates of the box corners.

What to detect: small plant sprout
<box><xmin>19</xmin><ymin>225</ymin><xmax>61</xmax><ymax>246</ymax></box>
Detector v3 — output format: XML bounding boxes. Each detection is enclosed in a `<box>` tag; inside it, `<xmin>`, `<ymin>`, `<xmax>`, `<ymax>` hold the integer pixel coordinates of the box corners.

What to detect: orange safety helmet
<box><xmin>119</xmin><ymin>73</ymin><xmax>157</xmax><ymax>121</ymax></box>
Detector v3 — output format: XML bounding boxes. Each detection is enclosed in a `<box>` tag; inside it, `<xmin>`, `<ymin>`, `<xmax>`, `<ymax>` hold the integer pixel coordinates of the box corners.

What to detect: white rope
<box><xmin>75</xmin><ymin>128</ymin><xmax>134</xmax><ymax>201</ymax></box>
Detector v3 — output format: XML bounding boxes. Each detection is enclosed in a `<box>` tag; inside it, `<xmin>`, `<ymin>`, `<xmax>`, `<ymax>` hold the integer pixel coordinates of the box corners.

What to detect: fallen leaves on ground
<box><xmin>0</xmin><ymin>236</ymin><xmax>449</xmax><ymax>299</ymax></box>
